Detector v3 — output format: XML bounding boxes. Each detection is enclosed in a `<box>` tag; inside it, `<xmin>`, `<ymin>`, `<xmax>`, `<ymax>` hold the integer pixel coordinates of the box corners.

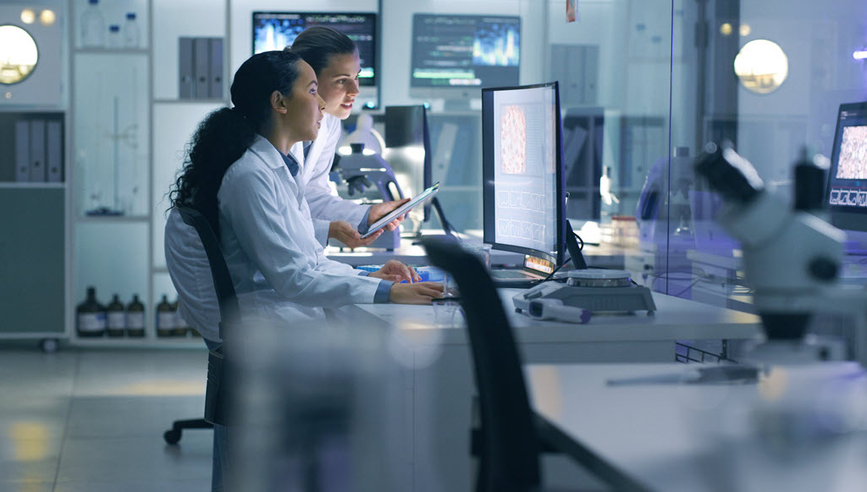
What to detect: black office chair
<box><xmin>421</xmin><ymin>238</ymin><xmax>648</xmax><ymax>492</ymax></box>
<box><xmin>163</xmin><ymin>206</ymin><xmax>238</xmax><ymax>444</ymax></box>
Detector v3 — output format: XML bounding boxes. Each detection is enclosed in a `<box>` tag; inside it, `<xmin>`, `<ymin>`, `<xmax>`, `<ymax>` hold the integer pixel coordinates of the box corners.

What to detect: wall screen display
<box><xmin>411</xmin><ymin>14</ymin><xmax>520</xmax><ymax>89</ymax></box>
<box><xmin>252</xmin><ymin>12</ymin><xmax>376</xmax><ymax>86</ymax></box>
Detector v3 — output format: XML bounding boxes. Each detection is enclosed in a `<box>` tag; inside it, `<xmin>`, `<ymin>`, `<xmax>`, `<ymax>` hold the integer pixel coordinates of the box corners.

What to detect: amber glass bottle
<box><xmin>76</xmin><ymin>287</ymin><xmax>106</xmax><ymax>338</ymax></box>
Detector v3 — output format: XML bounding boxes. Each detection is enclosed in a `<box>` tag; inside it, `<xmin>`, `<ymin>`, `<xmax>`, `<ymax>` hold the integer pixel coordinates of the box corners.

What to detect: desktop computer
<box><xmin>825</xmin><ymin>101</ymin><xmax>867</xmax><ymax>253</ymax></box>
<box><xmin>481</xmin><ymin>82</ymin><xmax>567</xmax><ymax>286</ymax></box>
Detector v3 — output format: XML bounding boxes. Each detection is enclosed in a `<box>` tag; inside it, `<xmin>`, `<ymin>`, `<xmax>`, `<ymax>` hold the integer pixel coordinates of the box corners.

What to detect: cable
<box><xmin>542</xmin><ymin>257</ymin><xmax>573</xmax><ymax>283</ymax></box>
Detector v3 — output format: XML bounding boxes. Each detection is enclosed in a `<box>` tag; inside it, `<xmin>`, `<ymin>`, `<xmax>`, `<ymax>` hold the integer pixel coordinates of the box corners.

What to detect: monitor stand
<box><xmin>431</xmin><ymin>197</ymin><xmax>455</xmax><ymax>237</ymax></box>
<box><xmin>407</xmin><ymin>197</ymin><xmax>455</xmax><ymax>244</ymax></box>
<box><xmin>443</xmin><ymin>98</ymin><xmax>475</xmax><ymax>112</ymax></box>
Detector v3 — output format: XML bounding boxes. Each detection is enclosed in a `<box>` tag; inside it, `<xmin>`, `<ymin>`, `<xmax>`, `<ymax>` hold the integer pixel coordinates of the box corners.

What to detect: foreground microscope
<box><xmin>694</xmin><ymin>142</ymin><xmax>867</xmax><ymax>365</ymax></box>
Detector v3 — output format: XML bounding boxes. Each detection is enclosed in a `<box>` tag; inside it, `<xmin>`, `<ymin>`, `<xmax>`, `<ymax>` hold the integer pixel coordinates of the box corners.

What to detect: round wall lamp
<box><xmin>0</xmin><ymin>24</ymin><xmax>39</xmax><ymax>85</ymax></box>
<box><xmin>734</xmin><ymin>39</ymin><xmax>788</xmax><ymax>94</ymax></box>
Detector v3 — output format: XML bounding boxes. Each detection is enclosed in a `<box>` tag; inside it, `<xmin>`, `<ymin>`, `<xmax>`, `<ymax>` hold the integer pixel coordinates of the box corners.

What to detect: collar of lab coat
<box><xmin>247</xmin><ymin>135</ymin><xmax>306</xmax><ymax>172</ymax></box>
<box><xmin>249</xmin><ymin>135</ymin><xmax>291</xmax><ymax>171</ymax></box>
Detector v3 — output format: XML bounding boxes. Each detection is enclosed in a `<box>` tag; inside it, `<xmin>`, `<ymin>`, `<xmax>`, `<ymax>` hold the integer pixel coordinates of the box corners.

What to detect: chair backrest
<box><xmin>176</xmin><ymin>206</ymin><xmax>241</xmax><ymax>341</ymax></box>
<box><xmin>422</xmin><ymin>237</ymin><xmax>541</xmax><ymax>492</ymax></box>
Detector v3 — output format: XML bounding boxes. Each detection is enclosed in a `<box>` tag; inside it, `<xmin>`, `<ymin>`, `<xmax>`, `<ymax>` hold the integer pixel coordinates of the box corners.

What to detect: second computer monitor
<box><xmin>252</xmin><ymin>11</ymin><xmax>378</xmax><ymax>108</ymax></box>
<box><xmin>482</xmin><ymin>82</ymin><xmax>565</xmax><ymax>266</ymax></box>
<box><xmin>826</xmin><ymin>101</ymin><xmax>867</xmax><ymax>238</ymax></box>
<box><xmin>410</xmin><ymin>13</ymin><xmax>521</xmax><ymax>102</ymax></box>
<box><xmin>384</xmin><ymin>105</ymin><xmax>433</xmax><ymax>222</ymax></box>
<box><xmin>252</xmin><ymin>12</ymin><xmax>376</xmax><ymax>85</ymax></box>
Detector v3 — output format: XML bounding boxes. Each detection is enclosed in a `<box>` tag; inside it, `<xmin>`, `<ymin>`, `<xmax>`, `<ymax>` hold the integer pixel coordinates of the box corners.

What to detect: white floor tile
<box><xmin>66</xmin><ymin>396</ymin><xmax>205</xmax><ymax>439</ymax></box>
<box><xmin>0</xmin><ymin>348</ymin><xmax>212</xmax><ymax>490</ymax></box>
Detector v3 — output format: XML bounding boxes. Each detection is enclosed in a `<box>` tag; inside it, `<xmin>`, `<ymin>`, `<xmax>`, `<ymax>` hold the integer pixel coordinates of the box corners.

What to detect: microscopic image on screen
<box><xmin>500</xmin><ymin>105</ymin><xmax>527</xmax><ymax>174</ymax></box>
<box><xmin>835</xmin><ymin>125</ymin><xmax>867</xmax><ymax>179</ymax></box>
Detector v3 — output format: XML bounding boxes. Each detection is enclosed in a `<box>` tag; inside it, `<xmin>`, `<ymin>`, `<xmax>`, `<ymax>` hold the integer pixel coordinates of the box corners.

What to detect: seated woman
<box><xmin>165</xmin><ymin>50</ymin><xmax>442</xmax><ymax>341</ymax></box>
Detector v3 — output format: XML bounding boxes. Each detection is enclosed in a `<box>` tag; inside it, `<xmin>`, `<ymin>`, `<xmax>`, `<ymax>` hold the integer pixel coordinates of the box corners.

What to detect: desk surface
<box><xmin>325</xmin><ymin>237</ymin><xmax>626</xmax><ymax>269</ymax></box>
<box><xmin>526</xmin><ymin>362</ymin><xmax>867</xmax><ymax>492</ymax></box>
<box><xmin>346</xmin><ymin>290</ymin><xmax>761</xmax><ymax>346</ymax></box>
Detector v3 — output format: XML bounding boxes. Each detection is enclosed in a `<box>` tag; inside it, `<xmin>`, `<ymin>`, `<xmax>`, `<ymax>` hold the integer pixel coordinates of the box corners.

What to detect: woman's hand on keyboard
<box><xmin>369</xmin><ymin>259</ymin><xmax>422</xmax><ymax>283</ymax></box>
<box><xmin>388</xmin><ymin>282</ymin><xmax>445</xmax><ymax>304</ymax></box>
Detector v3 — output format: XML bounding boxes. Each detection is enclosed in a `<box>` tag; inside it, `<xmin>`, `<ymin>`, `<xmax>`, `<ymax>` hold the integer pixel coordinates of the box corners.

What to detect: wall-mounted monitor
<box><xmin>410</xmin><ymin>13</ymin><xmax>520</xmax><ymax>103</ymax></box>
<box><xmin>252</xmin><ymin>12</ymin><xmax>378</xmax><ymax>93</ymax></box>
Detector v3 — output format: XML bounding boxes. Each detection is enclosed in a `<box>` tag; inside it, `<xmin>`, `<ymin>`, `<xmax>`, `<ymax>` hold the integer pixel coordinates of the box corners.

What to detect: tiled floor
<box><xmin>0</xmin><ymin>346</ymin><xmax>213</xmax><ymax>492</ymax></box>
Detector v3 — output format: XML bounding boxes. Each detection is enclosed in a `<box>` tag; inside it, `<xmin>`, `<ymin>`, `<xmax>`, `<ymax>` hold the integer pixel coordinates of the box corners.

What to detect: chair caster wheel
<box><xmin>164</xmin><ymin>429</ymin><xmax>181</xmax><ymax>445</ymax></box>
<box><xmin>40</xmin><ymin>339</ymin><xmax>59</xmax><ymax>353</ymax></box>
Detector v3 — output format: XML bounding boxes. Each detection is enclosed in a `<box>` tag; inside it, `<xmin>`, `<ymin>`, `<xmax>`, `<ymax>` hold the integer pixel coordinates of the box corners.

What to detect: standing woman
<box><xmin>289</xmin><ymin>26</ymin><xmax>417</xmax><ymax>253</ymax></box>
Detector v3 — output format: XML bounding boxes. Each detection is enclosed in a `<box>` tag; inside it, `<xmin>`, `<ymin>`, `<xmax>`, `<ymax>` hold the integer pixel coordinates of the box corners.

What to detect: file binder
<box><xmin>15</xmin><ymin>120</ymin><xmax>29</xmax><ymax>182</ymax></box>
<box><xmin>179</xmin><ymin>37</ymin><xmax>194</xmax><ymax>99</ymax></box>
<box><xmin>194</xmin><ymin>37</ymin><xmax>210</xmax><ymax>99</ymax></box>
<box><xmin>46</xmin><ymin>121</ymin><xmax>63</xmax><ymax>183</ymax></box>
<box><xmin>29</xmin><ymin>120</ymin><xmax>46</xmax><ymax>182</ymax></box>
<box><xmin>208</xmin><ymin>38</ymin><xmax>223</xmax><ymax>99</ymax></box>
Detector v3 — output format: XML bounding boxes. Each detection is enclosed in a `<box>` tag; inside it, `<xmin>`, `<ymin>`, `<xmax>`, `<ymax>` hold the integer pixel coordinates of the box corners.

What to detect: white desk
<box><xmin>325</xmin><ymin>238</ymin><xmax>626</xmax><ymax>269</ymax></box>
<box><xmin>527</xmin><ymin>362</ymin><xmax>867</xmax><ymax>492</ymax></box>
<box><xmin>339</xmin><ymin>292</ymin><xmax>762</xmax><ymax>492</ymax></box>
<box><xmin>348</xmin><ymin>290</ymin><xmax>760</xmax><ymax>354</ymax></box>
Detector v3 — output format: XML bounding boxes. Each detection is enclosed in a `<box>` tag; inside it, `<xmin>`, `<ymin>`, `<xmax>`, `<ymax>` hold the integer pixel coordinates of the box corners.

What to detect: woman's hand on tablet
<box><xmin>369</xmin><ymin>198</ymin><xmax>411</xmax><ymax>231</ymax></box>
<box><xmin>328</xmin><ymin>220</ymin><xmax>383</xmax><ymax>249</ymax></box>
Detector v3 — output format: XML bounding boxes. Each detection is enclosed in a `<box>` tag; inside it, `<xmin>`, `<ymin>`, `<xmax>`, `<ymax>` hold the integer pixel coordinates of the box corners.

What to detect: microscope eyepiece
<box><xmin>694</xmin><ymin>142</ymin><xmax>764</xmax><ymax>204</ymax></box>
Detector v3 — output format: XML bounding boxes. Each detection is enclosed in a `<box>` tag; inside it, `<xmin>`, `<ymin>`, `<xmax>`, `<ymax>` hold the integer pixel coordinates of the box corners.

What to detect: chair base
<box><xmin>163</xmin><ymin>418</ymin><xmax>214</xmax><ymax>445</ymax></box>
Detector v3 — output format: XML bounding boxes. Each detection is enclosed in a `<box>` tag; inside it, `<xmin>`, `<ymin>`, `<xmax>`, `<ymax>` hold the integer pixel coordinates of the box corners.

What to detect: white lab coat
<box><xmin>164</xmin><ymin>208</ymin><xmax>222</xmax><ymax>341</ymax></box>
<box><xmin>296</xmin><ymin>113</ymin><xmax>370</xmax><ymax>245</ymax></box>
<box><xmin>165</xmin><ymin>136</ymin><xmax>383</xmax><ymax>341</ymax></box>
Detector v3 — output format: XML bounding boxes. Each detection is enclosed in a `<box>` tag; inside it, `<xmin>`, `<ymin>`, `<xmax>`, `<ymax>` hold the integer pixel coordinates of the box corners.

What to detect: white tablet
<box><xmin>360</xmin><ymin>182</ymin><xmax>440</xmax><ymax>239</ymax></box>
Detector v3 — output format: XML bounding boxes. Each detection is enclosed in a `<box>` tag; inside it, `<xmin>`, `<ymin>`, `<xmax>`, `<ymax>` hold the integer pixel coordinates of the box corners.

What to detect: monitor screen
<box><xmin>252</xmin><ymin>12</ymin><xmax>377</xmax><ymax>87</ymax></box>
<box><xmin>410</xmin><ymin>14</ymin><xmax>520</xmax><ymax>97</ymax></box>
<box><xmin>384</xmin><ymin>106</ymin><xmax>433</xmax><ymax>222</ymax></box>
<box><xmin>826</xmin><ymin>101</ymin><xmax>867</xmax><ymax>233</ymax></box>
<box><xmin>482</xmin><ymin>82</ymin><xmax>565</xmax><ymax>265</ymax></box>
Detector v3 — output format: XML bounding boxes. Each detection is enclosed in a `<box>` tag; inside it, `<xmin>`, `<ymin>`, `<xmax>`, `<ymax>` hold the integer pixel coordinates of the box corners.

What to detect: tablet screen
<box><xmin>361</xmin><ymin>182</ymin><xmax>440</xmax><ymax>238</ymax></box>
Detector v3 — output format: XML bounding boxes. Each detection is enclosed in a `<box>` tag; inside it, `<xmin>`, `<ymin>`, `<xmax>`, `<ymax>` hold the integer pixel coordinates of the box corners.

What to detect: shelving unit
<box><xmin>0</xmin><ymin>0</ymin><xmax>69</xmax><ymax>351</ymax></box>
<box><xmin>68</xmin><ymin>0</ymin><xmax>227</xmax><ymax>347</ymax></box>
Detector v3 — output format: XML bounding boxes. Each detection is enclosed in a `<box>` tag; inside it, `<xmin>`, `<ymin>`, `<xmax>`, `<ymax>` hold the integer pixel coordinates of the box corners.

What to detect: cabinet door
<box><xmin>0</xmin><ymin>189</ymin><xmax>65</xmax><ymax>335</ymax></box>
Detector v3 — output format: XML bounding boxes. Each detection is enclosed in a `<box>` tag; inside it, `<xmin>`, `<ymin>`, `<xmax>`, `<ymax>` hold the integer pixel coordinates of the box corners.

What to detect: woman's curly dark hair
<box><xmin>169</xmin><ymin>50</ymin><xmax>302</xmax><ymax>232</ymax></box>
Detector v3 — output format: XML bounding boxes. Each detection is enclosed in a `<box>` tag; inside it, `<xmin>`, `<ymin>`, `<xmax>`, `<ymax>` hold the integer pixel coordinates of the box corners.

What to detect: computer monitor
<box><xmin>384</xmin><ymin>106</ymin><xmax>433</xmax><ymax>223</ymax></box>
<box><xmin>826</xmin><ymin>101</ymin><xmax>867</xmax><ymax>242</ymax></box>
<box><xmin>252</xmin><ymin>12</ymin><xmax>378</xmax><ymax>106</ymax></box>
<box><xmin>482</xmin><ymin>82</ymin><xmax>565</xmax><ymax>267</ymax></box>
<box><xmin>410</xmin><ymin>13</ymin><xmax>521</xmax><ymax>103</ymax></box>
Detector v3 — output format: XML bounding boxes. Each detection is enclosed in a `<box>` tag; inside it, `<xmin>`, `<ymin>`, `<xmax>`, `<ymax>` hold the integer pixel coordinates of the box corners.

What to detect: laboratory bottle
<box><xmin>106</xmin><ymin>294</ymin><xmax>125</xmax><ymax>337</ymax></box>
<box><xmin>126</xmin><ymin>294</ymin><xmax>145</xmax><ymax>338</ymax></box>
<box><xmin>156</xmin><ymin>295</ymin><xmax>174</xmax><ymax>338</ymax></box>
<box><xmin>80</xmin><ymin>0</ymin><xmax>104</xmax><ymax>48</ymax></box>
<box><xmin>123</xmin><ymin>13</ymin><xmax>139</xmax><ymax>48</ymax></box>
<box><xmin>170</xmin><ymin>297</ymin><xmax>187</xmax><ymax>337</ymax></box>
<box><xmin>76</xmin><ymin>287</ymin><xmax>106</xmax><ymax>338</ymax></box>
<box><xmin>107</xmin><ymin>25</ymin><xmax>121</xmax><ymax>49</ymax></box>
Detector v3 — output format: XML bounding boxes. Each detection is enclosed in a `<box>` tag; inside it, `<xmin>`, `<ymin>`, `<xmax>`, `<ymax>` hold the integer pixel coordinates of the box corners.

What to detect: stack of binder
<box><xmin>15</xmin><ymin>119</ymin><xmax>63</xmax><ymax>183</ymax></box>
<box><xmin>179</xmin><ymin>37</ymin><xmax>224</xmax><ymax>100</ymax></box>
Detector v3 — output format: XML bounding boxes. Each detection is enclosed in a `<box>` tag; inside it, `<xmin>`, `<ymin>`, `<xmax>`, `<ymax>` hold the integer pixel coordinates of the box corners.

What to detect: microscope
<box><xmin>331</xmin><ymin>142</ymin><xmax>404</xmax><ymax>250</ymax></box>
<box><xmin>694</xmin><ymin>142</ymin><xmax>867</xmax><ymax>365</ymax></box>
